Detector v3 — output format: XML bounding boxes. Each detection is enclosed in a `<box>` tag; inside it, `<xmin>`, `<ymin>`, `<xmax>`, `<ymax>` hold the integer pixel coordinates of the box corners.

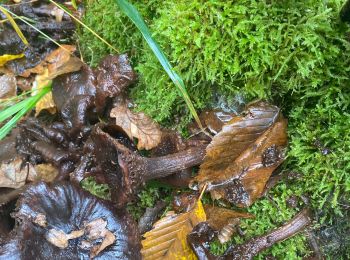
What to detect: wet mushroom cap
<box><xmin>5</xmin><ymin>182</ymin><xmax>141</xmax><ymax>260</ymax></box>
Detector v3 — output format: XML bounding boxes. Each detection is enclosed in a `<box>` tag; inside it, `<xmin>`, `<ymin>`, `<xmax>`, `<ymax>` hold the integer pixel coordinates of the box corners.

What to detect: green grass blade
<box><xmin>0</xmin><ymin>85</ymin><xmax>51</xmax><ymax>140</ymax></box>
<box><xmin>115</xmin><ymin>0</ymin><xmax>203</xmax><ymax>129</ymax></box>
<box><xmin>0</xmin><ymin>98</ymin><xmax>32</xmax><ymax>123</ymax></box>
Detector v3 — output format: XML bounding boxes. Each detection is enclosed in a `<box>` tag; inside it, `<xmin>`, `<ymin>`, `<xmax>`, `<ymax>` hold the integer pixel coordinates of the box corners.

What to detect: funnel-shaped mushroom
<box><xmin>0</xmin><ymin>182</ymin><xmax>141</xmax><ymax>259</ymax></box>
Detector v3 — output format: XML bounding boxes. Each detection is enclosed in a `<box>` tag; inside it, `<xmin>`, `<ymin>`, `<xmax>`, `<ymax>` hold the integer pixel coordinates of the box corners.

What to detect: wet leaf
<box><xmin>141</xmin><ymin>199</ymin><xmax>206</xmax><ymax>259</ymax></box>
<box><xmin>84</xmin><ymin>218</ymin><xmax>117</xmax><ymax>258</ymax></box>
<box><xmin>0</xmin><ymin>75</ymin><xmax>16</xmax><ymax>100</ymax></box>
<box><xmin>0</xmin><ymin>157</ymin><xmax>35</xmax><ymax>188</ymax></box>
<box><xmin>45</xmin><ymin>45</ymin><xmax>83</xmax><ymax>79</ymax></box>
<box><xmin>204</xmin><ymin>205</ymin><xmax>253</xmax><ymax>243</ymax></box>
<box><xmin>204</xmin><ymin>205</ymin><xmax>253</xmax><ymax>231</ymax></box>
<box><xmin>90</xmin><ymin>230</ymin><xmax>116</xmax><ymax>258</ymax></box>
<box><xmin>27</xmin><ymin>163</ymin><xmax>59</xmax><ymax>182</ymax></box>
<box><xmin>33</xmin><ymin>69</ymin><xmax>56</xmax><ymax>116</ymax></box>
<box><xmin>193</xmin><ymin>102</ymin><xmax>288</xmax><ymax>207</ymax></box>
<box><xmin>110</xmin><ymin>102</ymin><xmax>162</xmax><ymax>150</ymax></box>
<box><xmin>45</xmin><ymin>228</ymin><xmax>84</xmax><ymax>249</ymax></box>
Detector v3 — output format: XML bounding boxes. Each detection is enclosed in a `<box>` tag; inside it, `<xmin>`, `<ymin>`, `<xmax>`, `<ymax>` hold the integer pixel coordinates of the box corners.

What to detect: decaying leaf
<box><xmin>205</xmin><ymin>205</ymin><xmax>253</xmax><ymax>243</ymax></box>
<box><xmin>45</xmin><ymin>228</ymin><xmax>84</xmax><ymax>249</ymax></box>
<box><xmin>33</xmin><ymin>69</ymin><xmax>56</xmax><ymax>116</ymax></box>
<box><xmin>141</xmin><ymin>199</ymin><xmax>206</xmax><ymax>259</ymax></box>
<box><xmin>44</xmin><ymin>45</ymin><xmax>83</xmax><ymax>80</ymax></box>
<box><xmin>193</xmin><ymin>102</ymin><xmax>288</xmax><ymax>207</ymax></box>
<box><xmin>84</xmin><ymin>218</ymin><xmax>117</xmax><ymax>258</ymax></box>
<box><xmin>90</xmin><ymin>230</ymin><xmax>116</xmax><ymax>258</ymax></box>
<box><xmin>27</xmin><ymin>163</ymin><xmax>58</xmax><ymax>182</ymax></box>
<box><xmin>0</xmin><ymin>74</ymin><xmax>16</xmax><ymax>99</ymax></box>
<box><xmin>110</xmin><ymin>101</ymin><xmax>162</xmax><ymax>150</ymax></box>
<box><xmin>0</xmin><ymin>157</ymin><xmax>35</xmax><ymax>188</ymax></box>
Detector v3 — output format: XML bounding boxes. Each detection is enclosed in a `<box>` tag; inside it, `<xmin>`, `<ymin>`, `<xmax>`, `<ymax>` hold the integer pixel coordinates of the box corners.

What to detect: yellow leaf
<box><xmin>33</xmin><ymin>69</ymin><xmax>56</xmax><ymax>116</ymax></box>
<box><xmin>0</xmin><ymin>53</ymin><xmax>24</xmax><ymax>67</ymax></box>
<box><xmin>0</xmin><ymin>6</ymin><xmax>28</xmax><ymax>46</ymax></box>
<box><xmin>141</xmin><ymin>199</ymin><xmax>206</xmax><ymax>260</ymax></box>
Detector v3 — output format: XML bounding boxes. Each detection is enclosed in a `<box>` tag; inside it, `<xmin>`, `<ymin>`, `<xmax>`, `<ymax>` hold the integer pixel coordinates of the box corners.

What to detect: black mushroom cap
<box><xmin>0</xmin><ymin>182</ymin><xmax>141</xmax><ymax>260</ymax></box>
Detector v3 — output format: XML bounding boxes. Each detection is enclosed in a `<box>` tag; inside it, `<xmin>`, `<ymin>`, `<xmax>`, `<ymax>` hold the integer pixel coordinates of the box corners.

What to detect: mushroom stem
<box><xmin>143</xmin><ymin>145</ymin><xmax>206</xmax><ymax>181</ymax></box>
<box><xmin>224</xmin><ymin>208</ymin><xmax>312</xmax><ymax>259</ymax></box>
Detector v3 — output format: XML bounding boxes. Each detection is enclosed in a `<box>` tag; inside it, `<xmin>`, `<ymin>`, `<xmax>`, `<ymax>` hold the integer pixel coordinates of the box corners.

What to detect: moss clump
<box><xmin>79</xmin><ymin>0</ymin><xmax>160</xmax><ymax>66</ymax></box>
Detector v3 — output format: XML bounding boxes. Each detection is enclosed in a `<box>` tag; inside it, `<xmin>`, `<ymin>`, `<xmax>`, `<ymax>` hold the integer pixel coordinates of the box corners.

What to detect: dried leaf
<box><xmin>0</xmin><ymin>157</ymin><xmax>34</xmax><ymax>188</ymax></box>
<box><xmin>84</xmin><ymin>218</ymin><xmax>117</xmax><ymax>258</ymax></box>
<box><xmin>90</xmin><ymin>230</ymin><xmax>116</xmax><ymax>258</ymax></box>
<box><xmin>33</xmin><ymin>213</ymin><xmax>47</xmax><ymax>227</ymax></box>
<box><xmin>85</xmin><ymin>218</ymin><xmax>108</xmax><ymax>240</ymax></box>
<box><xmin>110</xmin><ymin>102</ymin><xmax>162</xmax><ymax>150</ymax></box>
<box><xmin>27</xmin><ymin>163</ymin><xmax>59</xmax><ymax>182</ymax></box>
<box><xmin>45</xmin><ymin>228</ymin><xmax>84</xmax><ymax>249</ymax></box>
<box><xmin>0</xmin><ymin>74</ymin><xmax>16</xmax><ymax>99</ymax></box>
<box><xmin>141</xmin><ymin>199</ymin><xmax>206</xmax><ymax>260</ymax></box>
<box><xmin>0</xmin><ymin>53</ymin><xmax>24</xmax><ymax>67</ymax></box>
<box><xmin>193</xmin><ymin>102</ymin><xmax>288</xmax><ymax>207</ymax></box>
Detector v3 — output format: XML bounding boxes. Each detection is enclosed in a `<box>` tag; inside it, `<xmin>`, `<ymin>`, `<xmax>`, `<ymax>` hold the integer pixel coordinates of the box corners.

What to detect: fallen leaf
<box><xmin>193</xmin><ymin>102</ymin><xmax>288</xmax><ymax>207</ymax></box>
<box><xmin>45</xmin><ymin>45</ymin><xmax>83</xmax><ymax>80</ymax></box>
<box><xmin>90</xmin><ymin>230</ymin><xmax>116</xmax><ymax>258</ymax></box>
<box><xmin>204</xmin><ymin>205</ymin><xmax>253</xmax><ymax>243</ymax></box>
<box><xmin>141</xmin><ymin>199</ymin><xmax>206</xmax><ymax>260</ymax></box>
<box><xmin>0</xmin><ymin>74</ymin><xmax>16</xmax><ymax>99</ymax></box>
<box><xmin>32</xmin><ymin>45</ymin><xmax>83</xmax><ymax>116</ymax></box>
<box><xmin>204</xmin><ymin>205</ymin><xmax>253</xmax><ymax>231</ymax></box>
<box><xmin>0</xmin><ymin>157</ymin><xmax>35</xmax><ymax>188</ymax></box>
<box><xmin>0</xmin><ymin>53</ymin><xmax>24</xmax><ymax>67</ymax></box>
<box><xmin>33</xmin><ymin>213</ymin><xmax>47</xmax><ymax>227</ymax></box>
<box><xmin>85</xmin><ymin>218</ymin><xmax>108</xmax><ymax>240</ymax></box>
<box><xmin>27</xmin><ymin>163</ymin><xmax>59</xmax><ymax>182</ymax></box>
<box><xmin>33</xmin><ymin>69</ymin><xmax>56</xmax><ymax>116</ymax></box>
<box><xmin>110</xmin><ymin>101</ymin><xmax>162</xmax><ymax>150</ymax></box>
<box><xmin>84</xmin><ymin>218</ymin><xmax>117</xmax><ymax>258</ymax></box>
<box><xmin>45</xmin><ymin>228</ymin><xmax>84</xmax><ymax>249</ymax></box>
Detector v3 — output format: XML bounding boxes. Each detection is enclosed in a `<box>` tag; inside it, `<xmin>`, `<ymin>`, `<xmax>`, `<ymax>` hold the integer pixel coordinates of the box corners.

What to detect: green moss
<box><xmin>81</xmin><ymin>176</ymin><xmax>111</xmax><ymax>199</ymax></box>
<box><xmin>79</xmin><ymin>0</ymin><xmax>160</xmax><ymax>66</ymax></box>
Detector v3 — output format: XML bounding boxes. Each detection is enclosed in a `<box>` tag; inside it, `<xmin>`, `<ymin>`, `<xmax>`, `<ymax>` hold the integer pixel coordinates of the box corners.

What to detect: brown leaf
<box><xmin>90</xmin><ymin>230</ymin><xmax>116</xmax><ymax>258</ymax></box>
<box><xmin>110</xmin><ymin>102</ymin><xmax>162</xmax><ymax>150</ymax></box>
<box><xmin>84</xmin><ymin>218</ymin><xmax>116</xmax><ymax>258</ymax></box>
<box><xmin>193</xmin><ymin>102</ymin><xmax>288</xmax><ymax>207</ymax></box>
<box><xmin>141</xmin><ymin>199</ymin><xmax>206</xmax><ymax>260</ymax></box>
<box><xmin>45</xmin><ymin>228</ymin><xmax>84</xmax><ymax>249</ymax></box>
<box><xmin>205</xmin><ymin>205</ymin><xmax>253</xmax><ymax>231</ymax></box>
<box><xmin>0</xmin><ymin>157</ymin><xmax>35</xmax><ymax>188</ymax></box>
<box><xmin>27</xmin><ymin>163</ymin><xmax>59</xmax><ymax>182</ymax></box>
<box><xmin>0</xmin><ymin>74</ymin><xmax>16</xmax><ymax>99</ymax></box>
<box><xmin>204</xmin><ymin>205</ymin><xmax>253</xmax><ymax>243</ymax></box>
<box><xmin>45</xmin><ymin>45</ymin><xmax>83</xmax><ymax>80</ymax></box>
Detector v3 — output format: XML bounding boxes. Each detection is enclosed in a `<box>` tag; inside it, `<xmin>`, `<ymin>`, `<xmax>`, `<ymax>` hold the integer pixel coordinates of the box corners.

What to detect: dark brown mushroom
<box><xmin>85</xmin><ymin>127</ymin><xmax>206</xmax><ymax>207</ymax></box>
<box><xmin>188</xmin><ymin>208</ymin><xmax>312</xmax><ymax>260</ymax></box>
<box><xmin>0</xmin><ymin>182</ymin><xmax>141</xmax><ymax>260</ymax></box>
<box><xmin>52</xmin><ymin>54</ymin><xmax>136</xmax><ymax>136</ymax></box>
